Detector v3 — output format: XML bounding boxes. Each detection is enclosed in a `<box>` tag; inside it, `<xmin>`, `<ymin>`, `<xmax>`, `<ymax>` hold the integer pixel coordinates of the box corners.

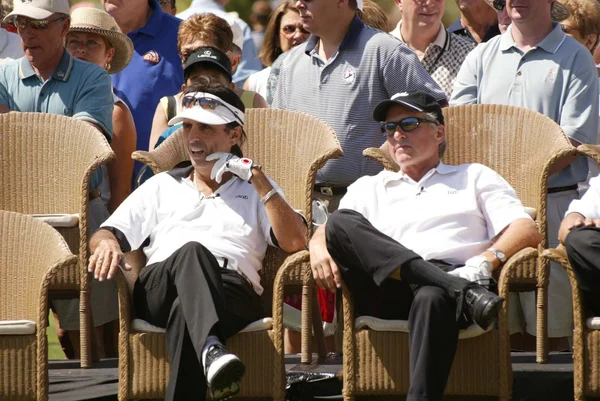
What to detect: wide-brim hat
<box><xmin>5</xmin><ymin>0</ymin><xmax>70</xmax><ymax>22</ymax></box>
<box><xmin>168</xmin><ymin>92</ymin><xmax>245</xmax><ymax>126</ymax></box>
<box><xmin>68</xmin><ymin>7</ymin><xmax>133</xmax><ymax>74</ymax></box>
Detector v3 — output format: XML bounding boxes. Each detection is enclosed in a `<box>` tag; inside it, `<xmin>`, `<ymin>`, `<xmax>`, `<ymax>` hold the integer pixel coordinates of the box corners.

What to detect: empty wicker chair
<box><xmin>0</xmin><ymin>210</ymin><xmax>78</xmax><ymax>401</ymax></box>
<box><xmin>345</xmin><ymin>104</ymin><xmax>575</xmax><ymax>400</ymax></box>
<box><xmin>115</xmin><ymin>109</ymin><xmax>342</xmax><ymax>400</ymax></box>
<box><xmin>0</xmin><ymin>112</ymin><xmax>115</xmax><ymax>368</ymax></box>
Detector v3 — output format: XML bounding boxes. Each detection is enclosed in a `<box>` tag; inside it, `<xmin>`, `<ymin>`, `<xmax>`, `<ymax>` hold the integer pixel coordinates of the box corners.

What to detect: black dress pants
<box><xmin>564</xmin><ymin>225</ymin><xmax>600</xmax><ymax>315</ymax></box>
<box><xmin>133</xmin><ymin>242</ymin><xmax>264</xmax><ymax>401</ymax></box>
<box><xmin>326</xmin><ymin>209</ymin><xmax>469</xmax><ymax>401</ymax></box>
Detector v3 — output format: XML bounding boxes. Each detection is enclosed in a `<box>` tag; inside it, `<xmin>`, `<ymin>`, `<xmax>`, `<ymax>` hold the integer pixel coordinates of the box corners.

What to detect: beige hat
<box><xmin>5</xmin><ymin>0</ymin><xmax>70</xmax><ymax>22</ymax></box>
<box><xmin>68</xmin><ymin>7</ymin><xmax>133</xmax><ymax>74</ymax></box>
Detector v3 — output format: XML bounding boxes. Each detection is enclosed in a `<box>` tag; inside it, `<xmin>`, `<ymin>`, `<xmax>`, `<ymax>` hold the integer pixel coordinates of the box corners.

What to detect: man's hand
<box><xmin>88</xmin><ymin>238</ymin><xmax>131</xmax><ymax>281</ymax></box>
<box><xmin>206</xmin><ymin>152</ymin><xmax>254</xmax><ymax>183</ymax></box>
<box><xmin>309</xmin><ymin>226</ymin><xmax>342</xmax><ymax>292</ymax></box>
<box><xmin>559</xmin><ymin>212</ymin><xmax>600</xmax><ymax>244</ymax></box>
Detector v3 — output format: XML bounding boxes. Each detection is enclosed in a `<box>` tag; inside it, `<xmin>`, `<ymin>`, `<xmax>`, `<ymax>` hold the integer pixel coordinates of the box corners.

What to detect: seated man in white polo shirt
<box><xmin>309</xmin><ymin>92</ymin><xmax>541</xmax><ymax>401</ymax></box>
<box><xmin>560</xmin><ymin>174</ymin><xmax>600</xmax><ymax>316</ymax></box>
<box><xmin>86</xmin><ymin>81</ymin><xmax>307</xmax><ymax>401</ymax></box>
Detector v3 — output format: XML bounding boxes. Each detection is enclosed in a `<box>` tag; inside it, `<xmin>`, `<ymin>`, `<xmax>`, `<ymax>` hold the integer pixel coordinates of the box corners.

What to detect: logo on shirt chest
<box><xmin>235</xmin><ymin>194</ymin><xmax>249</xmax><ymax>200</ymax></box>
<box><xmin>143</xmin><ymin>50</ymin><xmax>161</xmax><ymax>64</ymax></box>
<box><xmin>342</xmin><ymin>66</ymin><xmax>356</xmax><ymax>84</ymax></box>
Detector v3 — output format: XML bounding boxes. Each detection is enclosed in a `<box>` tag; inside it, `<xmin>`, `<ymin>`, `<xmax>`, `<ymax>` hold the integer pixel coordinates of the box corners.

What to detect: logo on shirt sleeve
<box><xmin>143</xmin><ymin>50</ymin><xmax>161</xmax><ymax>64</ymax></box>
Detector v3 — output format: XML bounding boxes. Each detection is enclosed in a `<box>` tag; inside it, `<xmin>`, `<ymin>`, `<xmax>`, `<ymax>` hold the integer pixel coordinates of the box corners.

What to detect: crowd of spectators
<box><xmin>2</xmin><ymin>0</ymin><xmax>600</xmax><ymax>399</ymax></box>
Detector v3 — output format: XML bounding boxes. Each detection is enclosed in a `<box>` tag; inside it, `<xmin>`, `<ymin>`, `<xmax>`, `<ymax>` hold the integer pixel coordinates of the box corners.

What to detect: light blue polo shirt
<box><xmin>451</xmin><ymin>23</ymin><xmax>599</xmax><ymax>188</ymax></box>
<box><xmin>0</xmin><ymin>50</ymin><xmax>114</xmax><ymax>188</ymax></box>
<box><xmin>111</xmin><ymin>0</ymin><xmax>183</xmax><ymax>181</ymax></box>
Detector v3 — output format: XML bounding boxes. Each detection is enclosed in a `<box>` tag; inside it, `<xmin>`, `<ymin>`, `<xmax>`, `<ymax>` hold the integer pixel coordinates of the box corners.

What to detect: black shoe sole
<box><xmin>475</xmin><ymin>296</ymin><xmax>504</xmax><ymax>330</ymax></box>
<box><xmin>209</xmin><ymin>358</ymin><xmax>245</xmax><ymax>401</ymax></box>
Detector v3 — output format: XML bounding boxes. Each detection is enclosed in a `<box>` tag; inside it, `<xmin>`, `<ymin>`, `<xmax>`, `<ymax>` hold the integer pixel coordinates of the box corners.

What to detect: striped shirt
<box><xmin>272</xmin><ymin>16</ymin><xmax>446</xmax><ymax>186</ymax></box>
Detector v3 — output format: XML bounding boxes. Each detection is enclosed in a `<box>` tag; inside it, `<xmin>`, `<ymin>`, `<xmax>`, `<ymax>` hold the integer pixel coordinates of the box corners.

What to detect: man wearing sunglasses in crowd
<box><xmin>309</xmin><ymin>91</ymin><xmax>540</xmax><ymax>401</ymax></box>
<box><xmin>451</xmin><ymin>0</ymin><xmax>597</xmax><ymax>353</ymax></box>
<box><xmin>87</xmin><ymin>81</ymin><xmax>307</xmax><ymax>401</ymax></box>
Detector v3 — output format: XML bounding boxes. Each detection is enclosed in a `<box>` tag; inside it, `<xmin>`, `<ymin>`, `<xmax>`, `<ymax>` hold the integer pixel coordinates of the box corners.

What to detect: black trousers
<box><xmin>133</xmin><ymin>242</ymin><xmax>264</xmax><ymax>401</ymax></box>
<box><xmin>564</xmin><ymin>225</ymin><xmax>600</xmax><ymax>315</ymax></box>
<box><xmin>326</xmin><ymin>209</ymin><xmax>469</xmax><ymax>401</ymax></box>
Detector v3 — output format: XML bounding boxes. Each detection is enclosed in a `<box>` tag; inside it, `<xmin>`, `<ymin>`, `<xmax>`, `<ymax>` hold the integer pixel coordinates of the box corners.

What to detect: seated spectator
<box><xmin>390</xmin><ymin>0</ymin><xmax>475</xmax><ymax>97</ymax></box>
<box><xmin>448</xmin><ymin>0</ymin><xmax>500</xmax><ymax>43</ymax></box>
<box><xmin>309</xmin><ymin>91</ymin><xmax>540</xmax><ymax>401</ymax></box>
<box><xmin>244</xmin><ymin>0</ymin><xmax>309</xmax><ymax>100</ymax></box>
<box><xmin>51</xmin><ymin>6</ymin><xmax>137</xmax><ymax>359</ymax></box>
<box><xmin>249</xmin><ymin>0</ymin><xmax>271</xmax><ymax>53</ymax></box>
<box><xmin>159</xmin><ymin>0</ymin><xmax>177</xmax><ymax>15</ymax></box>
<box><xmin>148</xmin><ymin>13</ymin><xmax>266</xmax><ymax>151</ymax></box>
<box><xmin>560</xmin><ymin>174</ymin><xmax>600</xmax><ymax>315</ymax></box>
<box><xmin>88</xmin><ymin>81</ymin><xmax>307</xmax><ymax>401</ymax></box>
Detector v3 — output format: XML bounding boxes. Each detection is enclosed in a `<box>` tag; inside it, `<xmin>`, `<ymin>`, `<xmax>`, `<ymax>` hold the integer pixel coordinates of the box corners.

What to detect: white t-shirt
<box><xmin>101</xmin><ymin>163</ymin><xmax>282</xmax><ymax>294</ymax></box>
<box><xmin>245</xmin><ymin>67</ymin><xmax>270</xmax><ymax>100</ymax></box>
<box><xmin>339</xmin><ymin>162</ymin><xmax>532</xmax><ymax>265</ymax></box>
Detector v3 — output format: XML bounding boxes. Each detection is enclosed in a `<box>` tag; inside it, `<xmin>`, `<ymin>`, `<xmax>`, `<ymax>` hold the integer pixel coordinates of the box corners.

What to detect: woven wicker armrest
<box><xmin>541</xmin><ymin>245</ymin><xmax>584</xmax><ymax>313</ymax></box>
<box><xmin>132</xmin><ymin>128</ymin><xmax>187</xmax><ymax>175</ymax></box>
<box><xmin>30</xmin><ymin>214</ymin><xmax>79</xmax><ymax>228</ymax></box>
<box><xmin>577</xmin><ymin>144</ymin><xmax>600</xmax><ymax>166</ymax></box>
<box><xmin>363</xmin><ymin>146</ymin><xmax>400</xmax><ymax>173</ymax></box>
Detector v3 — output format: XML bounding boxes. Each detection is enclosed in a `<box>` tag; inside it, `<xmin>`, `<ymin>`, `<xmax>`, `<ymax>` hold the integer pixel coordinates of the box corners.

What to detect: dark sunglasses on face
<box><xmin>381</xmin><ymin>117</ymin><xmax>439</xmax><ymax>136</ymax></box>
<box><xmin>492</xmin><ymin>0</ymin><xmax>505</xmax><ymax>11</ymax></box>
<box><xmin>13</xmin><ymin>16</ymin><xmax>67</xmax><ymax>30</ymax></box>
<box><xmin>281</xmin><ymin>24</ymin><xmax>309</xmax><ymax>35</ymax></box>
<box><xmin>181</xmin><ymin>95</ymin><xmax>244</xmax><ymax>125</ymax></box>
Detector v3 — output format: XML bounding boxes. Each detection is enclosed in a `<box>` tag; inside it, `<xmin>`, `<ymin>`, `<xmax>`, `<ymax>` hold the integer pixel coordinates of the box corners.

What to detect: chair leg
<box><xmin>301</xmin><ymin>284</ymin><xmax>312</xmax><ymax>364</ymax></box>
<box><xmin>312</xmin><ymin>288</ymin><xmax>328</xmax><ymax>359</ymax></box>
<box><xmin>536</xmin><ymin>279</ymin><xmax>549</xmax><ymax>363</ymax></box>
<box><xmin>79</xmin><ymin>288</ymin><xmax>93</xmax><ymax>368</ymax></box>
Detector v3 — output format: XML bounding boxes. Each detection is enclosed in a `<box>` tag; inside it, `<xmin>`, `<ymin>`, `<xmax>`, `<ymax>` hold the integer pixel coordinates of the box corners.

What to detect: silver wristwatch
<box><xmin>487</xmin><ymin>247</ymin><xmax>507</xmax><ymax>263</ymax></box>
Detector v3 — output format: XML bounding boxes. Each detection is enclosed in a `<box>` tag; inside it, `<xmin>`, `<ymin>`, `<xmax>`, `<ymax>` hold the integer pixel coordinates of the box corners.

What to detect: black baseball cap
<box><xmin>183</xmin><ymin>47</ymin><xmax>232</xmax><ymax>83</ymax></box>
<box><xmin>373</xmin><ymin>92</ymin><xmax>444</xmax><ymax>125</ymax></box>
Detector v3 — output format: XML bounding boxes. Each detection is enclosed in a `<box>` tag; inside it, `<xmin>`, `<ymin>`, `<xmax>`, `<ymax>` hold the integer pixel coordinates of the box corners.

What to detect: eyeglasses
<box><xmin>182</xmin><ymin>95</ymin><xmax>244</xmax><ymax>125</ymax></box>
<box><xmin>13</xmin><ymin>16</ymin><xmax>67</xmax><ymax>30</ymax></box>
<box><xmin>380</xmin><ymin>117</ymin><xmax>439</xmax><ymax>136</ymax></box>
<box><xmin>66</xmin><ymin>38</ymin><xmax>103</xmax><ymax>51</ymax></box>
<box><xmin>491</xmin><ymin>0</ymin><xmax>505</xmax><ymax>11</ymax></box>
<box><xmin>281</xmin><ymin>24</ymin><xmax>309</xmax><ymax>35</ymax></box>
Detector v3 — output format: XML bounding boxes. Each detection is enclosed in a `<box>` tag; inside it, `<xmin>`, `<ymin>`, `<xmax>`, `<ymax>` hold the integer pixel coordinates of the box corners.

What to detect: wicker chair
<box><xmin>342</xmin><ymin>104</ymin><xmax>576</xmax><ymax>401</ymax></box>
<box><xmin>0</xmin><ymin>210</ymin><xmax>78</xmax><ymax>401</ymax></box>
<box><xmin>115</xmin><ymin>108</ymin><xmax>343</xmax><ymax>400</ymax></box>
<box><xmin>0</xmin><ymin>112</ymin><xmax>115</xmax><ymax>368</ymax></box>
<box><xmin>541</xmin><ymin>144</ymin><xmax>600</xmax><ymax>401</ymax></box>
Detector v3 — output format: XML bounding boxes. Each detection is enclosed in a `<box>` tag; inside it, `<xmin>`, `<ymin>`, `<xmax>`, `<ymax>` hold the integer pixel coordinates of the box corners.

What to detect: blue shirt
<box><xmin>111</xmin><ymin>0</ymin><xmax>183</xmax><ymax>178</ymax></box>
<box><xmin>0</xmin><ymin>50</ymin><xmax>114</xmax><ymax>188</ymax></box>
<box><xmin>177</xmin><ymin>0</ymin><xmax>262</xmax><ymax>86</ymax></box>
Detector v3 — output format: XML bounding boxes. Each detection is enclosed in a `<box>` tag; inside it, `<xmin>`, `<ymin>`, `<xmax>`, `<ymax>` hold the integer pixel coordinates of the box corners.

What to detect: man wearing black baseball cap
<box><xmin>309</xmin><ymin>92</ymin><xmax>541</xmax><ymax>400</ymax></box>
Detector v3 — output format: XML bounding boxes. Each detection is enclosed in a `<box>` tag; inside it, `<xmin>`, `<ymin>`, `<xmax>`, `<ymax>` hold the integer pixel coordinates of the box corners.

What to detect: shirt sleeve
<box><xmin>72</xmin><ymin>66</ymin><xmax>114</xmax><ymax>141</ymax></box>
<box><xmin>338</xmin><ymin>177</ymin><xmax>371</xmax><ymax>219</ymax></box>
<box><xmin>566</xmin><ymin>175</ymin><xmax>600</xmax><ymax>219</ymax></box>
<box><xmin>383</xmin><ymin>44</ymin><xmax>447</xmax><ymax>104</ymax></box>
<box><xmin>271</xmin><ymin>56</ymin><xmax>288</xmax><ymax>110</ymax></box>
<box><xmin>100</xmin><ymin>174</ymin><xmax>162</xmax><ymax>251</ymax></box>
<box><xmin>449</xmin><ymin>45</ymin><xmax>481</xmax><ymax>106</ymax></box>
<box><xmin>558</xmin><ymin>52</ymin><xmax>599</xmax><ymax>145</ymax></box>
<box><xmin>475</xmin><ymin>164</ymin><xmax>533</xmax><ymax>239</ymax></box>
<box><xmin>0</xmin><ymin>65</ymin><xmax>11</xmax><ymax>108</ymax></box>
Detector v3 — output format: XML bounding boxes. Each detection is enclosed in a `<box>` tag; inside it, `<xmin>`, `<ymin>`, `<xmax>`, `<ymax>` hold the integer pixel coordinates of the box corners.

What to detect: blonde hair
<box><xmin>177</xmin><ymin>13</ymin><xmax>233</xmax><ymax>62</ymax></box>
<box><xmin>358</xmin><ymin>0</ymin><xmax>390</xmax><ymax>32</ymax></box>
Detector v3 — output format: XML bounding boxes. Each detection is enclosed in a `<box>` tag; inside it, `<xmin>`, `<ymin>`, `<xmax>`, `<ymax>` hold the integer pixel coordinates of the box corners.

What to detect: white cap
<box><xmin>168</xmin><ymin>92</ymin><xmax>245</xmax><ymax>126</ymax></box>
<box><xmin>224</xmin><ymin>14</ymin><xmax>244</xmax><ymax>51</ymax></box>
<box><xmin>357</xmin><ymin>0</ymin><xmax>363</xmax><ymax>10</ymax></box>
<box><xmin>5</xmin><ymin>0</ymin><xmax>70</xmax><ymax>22</ymax></box>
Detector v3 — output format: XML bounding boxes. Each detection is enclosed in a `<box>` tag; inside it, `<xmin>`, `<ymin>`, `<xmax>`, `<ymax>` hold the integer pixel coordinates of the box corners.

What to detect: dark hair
<box><xmin>158</xmin><ymin>0</ymin><xmax>176</xmax><ymax>7</ymax></box>
<box><xmin>258</xmin><ymin>0</ymin><xmax>299</xmax><ymax>66</ymax></box>
<box><xmin>182</xmin><ymin>79</ymin><xmax>247</xmax><ymax>157</ymax></box>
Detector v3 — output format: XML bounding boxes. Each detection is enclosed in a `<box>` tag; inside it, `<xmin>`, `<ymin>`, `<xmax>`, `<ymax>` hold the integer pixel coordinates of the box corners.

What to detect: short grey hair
<box><xmin>424</xmin><ymin>111</ymin><xmax>447</xmax><ymax>158</ymax></box>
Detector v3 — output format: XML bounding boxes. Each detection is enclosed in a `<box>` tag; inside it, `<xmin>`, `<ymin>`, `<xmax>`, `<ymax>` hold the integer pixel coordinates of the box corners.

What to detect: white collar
<box><xmin>392</xmin><ymin>21</ymin><xmax>447</xmax><ymax>49</ymax></box>
<box><xmin>382</xmin><ymin>162</ymin><xmax>458</xmax><ymax>186</ymax></box>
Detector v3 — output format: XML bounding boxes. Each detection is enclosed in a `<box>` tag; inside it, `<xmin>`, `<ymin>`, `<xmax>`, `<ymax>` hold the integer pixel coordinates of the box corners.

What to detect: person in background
<box><xmin>244</xmin><ymin>0</ymin><xmax>309</xmax><ymax>100</ymax></box>
<box><xmin>448</xmin><ymin>0</ymin><xmax>499</xmax><ymax>43</ymax></box>
<box><xmin>102</xmin><ymin>0</ymin><xmax>183</xmax><ymax>182</ymax></box>
<box><xmin>0</xmin><ymin>0</ymin><xmax>21</xmax><ymax>63</ymax></box>
<box><xmin>148</xmin><ymin>13</ymin><xmax>266</xmax><ymax>151</ymax></box>
<box><xmin>249</xmin><ymin>0</ymin><xmax>271</xmax><ymax>54</ymax></box>
<box><xmin>70</xmin><ymin>1</ymin><xmax>98</xmax><ymax>11</ymax></box>
<box><xmin>0</xmin><ymin>0</ymin><xmax>17</xmax><ymax>33</ymax></box>
<box><xmin>53</xmin><ymin>6</ymin><xmax>137</xmax><ymax>359</ymax></box>
<box><xmin>390</xmin><ymin>0</ymin><xmax>475</xmax><ymax>97</ymax></box>
<box><xmin>360</xmin><ymin>0</ymin><xmax>390</xmax><ymax>31</ymax></box>
<box><xmin>159</xmin><ymin>0</ymin><xmax>177</xmax><ymax>15</ymax></box>
<box><xmin>176</xmin><ymin>0</ymin><xmax>262</xmax><ymax>86</ymax></box>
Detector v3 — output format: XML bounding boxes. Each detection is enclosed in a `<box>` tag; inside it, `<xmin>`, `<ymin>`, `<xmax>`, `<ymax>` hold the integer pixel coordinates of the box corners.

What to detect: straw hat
<box><xmin>68</xmin><ymin>7</ymin><xmax>133</xmax><ymax>74</ymax></box>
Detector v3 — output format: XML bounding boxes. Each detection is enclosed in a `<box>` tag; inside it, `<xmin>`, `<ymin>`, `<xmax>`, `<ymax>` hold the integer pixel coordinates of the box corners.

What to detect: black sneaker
<box><xmin>204</xmin><ymin>343</ymin><xmax>245</xmax><ymax>400</ymax></box>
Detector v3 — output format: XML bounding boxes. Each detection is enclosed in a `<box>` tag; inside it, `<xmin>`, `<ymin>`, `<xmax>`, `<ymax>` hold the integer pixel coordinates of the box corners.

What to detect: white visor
<box><xmin>168</xmin><ymin>92</ymin><xmax>245</xmax><ymax>127</ymax></box>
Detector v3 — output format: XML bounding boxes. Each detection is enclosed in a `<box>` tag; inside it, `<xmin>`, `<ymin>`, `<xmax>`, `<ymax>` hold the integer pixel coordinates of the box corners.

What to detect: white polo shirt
<box><xmin>101</xmin><ymin>162</ymin><xmax>281</xmax><ymax>295</ymax></box>
<box><xmin>566</xmin><ymin>175</ymin><xmax>600</xmax><ymax>220</ymax></box>
<box><xmin>338</xmin><ymin>162</ymin><xmax>532</xmax><ymax>264</ymax></box>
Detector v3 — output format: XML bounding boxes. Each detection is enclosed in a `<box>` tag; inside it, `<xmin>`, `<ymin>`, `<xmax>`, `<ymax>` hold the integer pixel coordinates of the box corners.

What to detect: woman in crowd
<box><xmin>244</xmin><ymin>0</ymin><xmax>309</xmax><ymax>99</ymax></box>
<box><xmin>53</xmin><ymin>6</ymin><xmax>136</xmax><ymax>359</ymax></box>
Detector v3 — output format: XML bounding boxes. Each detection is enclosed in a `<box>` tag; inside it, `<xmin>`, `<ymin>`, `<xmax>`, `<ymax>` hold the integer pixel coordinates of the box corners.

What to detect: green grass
<box><xmin>47</xmin><ymin>313</ymin><xmax>67</xmax><ymax>360</ymax></box>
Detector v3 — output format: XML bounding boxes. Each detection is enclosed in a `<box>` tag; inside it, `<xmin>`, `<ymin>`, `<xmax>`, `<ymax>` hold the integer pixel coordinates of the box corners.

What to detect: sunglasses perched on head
<box><xmin>181</xmin><ymin>95</ymin><xmax>244</xmax><ymax>125</ymax></box>
<box><xmin>380</xmin><ymin>117</ymin><xmax>439</xmax><ymax>136</ymax></box>
<box><xmin>491</xmin><ymin>0</ymin><xmax>505</xmax><ymax>11</ymax></box>
<box><xmin>13</xmin><ymin>16</ymin><xmax>67</xmax><ymax>30</ymax></box>
<box><xmin>281</xmin><ymin>24</ymin><xmax>309</xmax><ymax>35</ymax></box>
